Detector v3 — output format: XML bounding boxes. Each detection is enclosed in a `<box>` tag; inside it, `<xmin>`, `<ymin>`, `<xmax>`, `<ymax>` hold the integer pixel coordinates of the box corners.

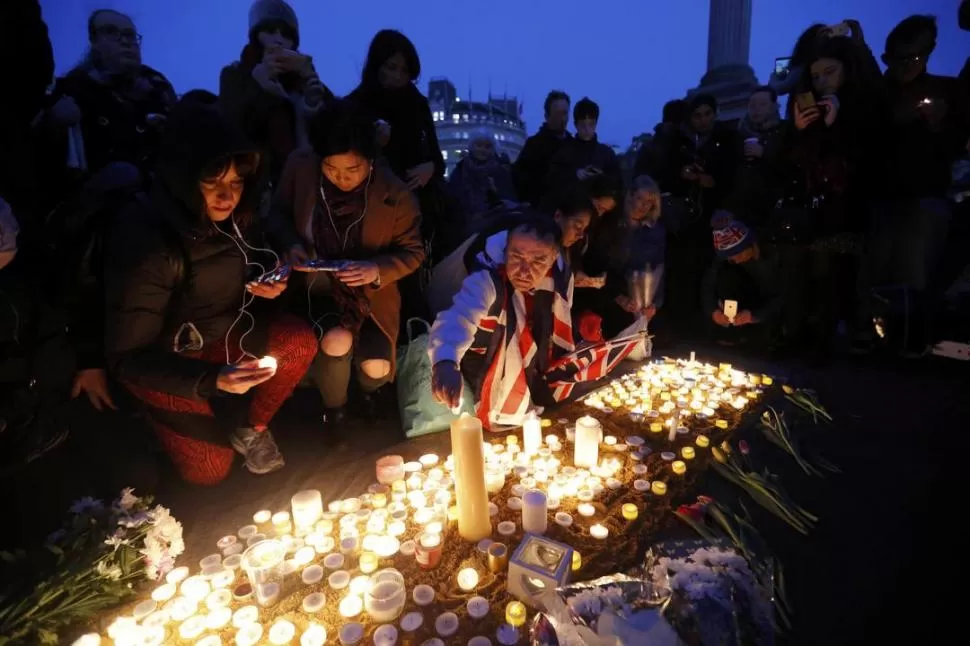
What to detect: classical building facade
<box><xmin>427</xmin><ymin>78</ymin><xmax>527</xmax><ymax>177</ymax></box>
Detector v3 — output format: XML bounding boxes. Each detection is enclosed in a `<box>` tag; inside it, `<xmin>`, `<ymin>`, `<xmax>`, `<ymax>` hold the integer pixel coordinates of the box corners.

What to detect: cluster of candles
<box><xmin>584</xmin><ymin>358</ymin><xmax>766</xmax><ymax>441</ymax></box>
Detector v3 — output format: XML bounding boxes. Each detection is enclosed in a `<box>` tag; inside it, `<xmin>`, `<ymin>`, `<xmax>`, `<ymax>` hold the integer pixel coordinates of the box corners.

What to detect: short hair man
<box><xmin>545</xmin><ymin>97</ymin><xmax>620</xmax><ymax>198</ymax></box>
<box><xmin>512</xmin><ymin>90</ymin><xmax>572</xmax><ymax>207</ymax></box>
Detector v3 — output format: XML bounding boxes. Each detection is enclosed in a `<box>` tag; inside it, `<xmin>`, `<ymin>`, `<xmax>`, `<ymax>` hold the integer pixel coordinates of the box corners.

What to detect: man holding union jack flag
<box><xmin>427</xmin><ymin>212</ymin><xmax>639</xmax><ymax>430</ymax></box>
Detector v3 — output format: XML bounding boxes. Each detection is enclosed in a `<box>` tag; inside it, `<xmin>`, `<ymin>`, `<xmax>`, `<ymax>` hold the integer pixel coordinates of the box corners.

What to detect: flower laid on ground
<box><xmin>675</xmin><ymin>496</ymin><xmax>792</xmax><ymax>629</ymax></box>
<box><xmin>0</xmin><ymin>489</ymin><xmax>183</xmax><ymax>645</ymax></box>
<box><xmin>760</xmin><ymin>407</ymin><xmax>841</xmax><ymax>476</ymax></box>
<box><xmin>782</xmin><ymin>385</ymin><xmax>832</xmax><ymax>423</ymax></box>
<box><xmin>711</xmin><ymin>441</ymin><xmax>817</xmax><ymax>535</ymax></box>
<box><xmin>649</xmin><ymin>546</ymin><xmax>775</xmax><ymax>646</ymax></box>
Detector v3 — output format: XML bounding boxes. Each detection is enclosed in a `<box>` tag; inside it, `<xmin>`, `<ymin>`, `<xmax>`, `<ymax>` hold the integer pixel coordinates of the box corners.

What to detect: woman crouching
<box><xmin>104</xmin><ymin>94</ymin><xmax>317</xmax><ymax>485</ymax></box>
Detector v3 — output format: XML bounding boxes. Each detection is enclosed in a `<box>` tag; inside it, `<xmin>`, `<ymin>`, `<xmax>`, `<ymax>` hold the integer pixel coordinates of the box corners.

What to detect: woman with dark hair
<box><xmin>778</xmin><ymin>36</ymin><xmax>887</xmax><ymax>360</ymax></box>
<box><xmin>219</xmin><ymin>0</ymin><xmax>333</xmax><ymax>185</ymax></box>
<box><xmin>103</xmin><ymin>96</ymin><xmax>317</xmax><ymax>485</ymax></box>
<box><xmin>347</xmin><ymin>30</ymin><xmax>446</xmax><ymax>255</ymax></box>
<box><xmin>34</xmin><ymin>8</ymin><xmax>175</xmax><ymax>205</ymax></box>
<box><xmin>269</xmin><ymin>101</ymin><xmax>424</xmax><ymax>435</ymax></box>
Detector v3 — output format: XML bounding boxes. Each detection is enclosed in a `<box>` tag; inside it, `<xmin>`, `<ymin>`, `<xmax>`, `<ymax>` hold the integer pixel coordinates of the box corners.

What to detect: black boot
<box><xmin>321</xmin><ymin>407</ymin><xmax>348</xmax><ymax>446</ymax></box>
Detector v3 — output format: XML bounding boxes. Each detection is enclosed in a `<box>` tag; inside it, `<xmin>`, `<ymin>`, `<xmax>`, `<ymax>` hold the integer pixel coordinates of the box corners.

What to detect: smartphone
<box><xmin>795</xmin><ymin>92</ymin><xmax>817</xmax><ymax>111</ymax></box>
<box><xmin>827</xmin><ymin>22</ymin><xmax>850</xmax><ymax>37</ymax></box>
<box><xmin>774</xmin><ymin>57</ymin><xmax>792</xmax><ymax>78</ymax></box>
<box><xmin>254</xmin><ymin>264</ymin><xmax>291</xmax><ymax>284</ymax></box>
<box><xmin>723</xmin><ymin>300</ymin><xmax>738</xmax><ymax>322</ymax></box>
<box><xmin>299</xmin><ymin>259</ymin><xmax>349</xmax><ymax>272</ymax></box>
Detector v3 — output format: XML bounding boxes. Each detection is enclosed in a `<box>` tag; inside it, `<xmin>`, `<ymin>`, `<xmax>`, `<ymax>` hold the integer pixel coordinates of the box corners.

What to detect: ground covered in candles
<box><xmin>38</xmin><ymin>346</ymin><xmax>966</xmax><ymax>645</ymax></box>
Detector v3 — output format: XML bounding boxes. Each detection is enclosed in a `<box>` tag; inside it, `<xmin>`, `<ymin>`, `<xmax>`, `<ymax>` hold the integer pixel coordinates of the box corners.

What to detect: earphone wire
<box><xmin>306</xmin><ymin>169</ymin><xmax>372</xmax><ymax>342</ymax></box>
<box><xmin>219</xmin><ymin>214</ymin><xmax>269</xmax><ymax>365</ymax></box>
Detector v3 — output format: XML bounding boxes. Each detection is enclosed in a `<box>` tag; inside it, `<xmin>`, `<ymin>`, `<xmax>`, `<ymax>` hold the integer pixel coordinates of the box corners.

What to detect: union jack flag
<box><xmin>545</xmin><ymin>331</ymin><xmax>648</xmax><ymax>402</ymax></box>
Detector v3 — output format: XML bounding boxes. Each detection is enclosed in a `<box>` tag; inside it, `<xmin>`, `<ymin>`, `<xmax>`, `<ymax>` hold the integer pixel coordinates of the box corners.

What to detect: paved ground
<box><xmin>5</xmin><ymin>340</ymin><xmax>968</xmax><ymax>645</ymax></box>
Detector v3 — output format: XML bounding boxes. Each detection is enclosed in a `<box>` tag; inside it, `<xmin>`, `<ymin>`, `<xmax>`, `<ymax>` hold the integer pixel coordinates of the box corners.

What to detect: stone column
<box><xmin>707</xmin><ymin>0</ymin><xmax>753</xmax><ymax>71</ymax></box>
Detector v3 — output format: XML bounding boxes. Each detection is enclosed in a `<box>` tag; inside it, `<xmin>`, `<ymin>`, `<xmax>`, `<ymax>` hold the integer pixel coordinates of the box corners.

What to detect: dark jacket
<box><xmin>104</xmin><ymin>104</ymin><xmax>270</xmax><ymax>401</ymax></box>
<box><xmin>726</xmin><ymin>116</ymin><xmax>787</xmax><ymax>228</ymax></box>
<box><xmin>448</xmin><ymin>155</ymin><xmax>517</xmax><ymax>219</ymax></box>
<box><xmin>701</xmin><ymin>252</ymin><xmax>783</xmax><ymax>324</ymax></box>
<box><xmin>583</xmin><ymin>210</ymin><xmax>666</xmax><ymax>303</ymax></box>
<box><xmin>219</xmin><ymin>44</ymin><xmax>335</xmax><ymax>185</ymax></box>
<box><xmin>645</xmin><ymin>122</ymin><xmax>740</xmax><ymax>215</ymax></box>
<box><xmin>512</xmin><ymin>125</ymin><xmax>572</xmax><ymax>206</ymax></box>
<box><xmin>546</xmin><ymin>135</ymin><xmax>620</xmax><ymax>197</ymax></box>
<box><xmin>37</xmin><ymin>65</ymin><xmax>176</xmax><ymax>188</ymax></box>
<box><xmin>883</xmin><ymin>73</ymin><xmax>970</xmax><ymax>199</ymax></box>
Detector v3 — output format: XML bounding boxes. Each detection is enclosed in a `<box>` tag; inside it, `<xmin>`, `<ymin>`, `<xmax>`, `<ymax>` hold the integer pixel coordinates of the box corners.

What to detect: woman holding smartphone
<box><xmin>219</xmin><ymin>0</ymin><xmax>333</xmax><ymax>184</ymax></box>
<box><xmin>269</xmin><ymin>101</ymin><xmax>424</xmax><ymax>438</ymax></box>
<box><xmin>104</xmin><ymin>95</ymin><xmax>317</xmax><ymax>485</ymax></box>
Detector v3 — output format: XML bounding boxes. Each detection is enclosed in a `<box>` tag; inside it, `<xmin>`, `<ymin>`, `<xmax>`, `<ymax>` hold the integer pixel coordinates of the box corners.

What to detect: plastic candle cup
<box><xmin>355</xmin><ymin>550</ymin><xmax>377</xmax><ymax>573</ymax></box>
<box><xmin>301</xmin><ymin>623</ymin><xmax>327</xmax><ymax>646</ymax></box>
<box><xmin>166</xmin><ymin>566</ymin><xmax>190</xmax><ymax>585</ymax></box>
<box><xmin>572</xmin><ymin>550</ymin><xmax>582</xmax><ymax>571</ymax></box>
<box><xmin>291</xmin><ymin>490</ymin><xmax>324</xmax><ymax>532</ymax></box>
<box><xmin>268</xmin><ymin>619</ymin><xmax>296</xmax><ymax>644</ymax></box>
<box><xmin>696</xmin><ymin>434</ymin><xmax>710</xmax><ymax>448</ymax></box>
<box><xmin>235</xmin><ymin>623</ymin><xmax>263</xmax><ymax>646</ymax></box>
<box><xmin>681</xmin><ymin>446</ymin><xmax>696</xmax><ymax>460</ymax></box>
<box><xmin>577</xmin><ymin>503</ymin><xmax>596</xmax><ymax>517</ymax></box>
<box><xmin>715</xmin><ymin>419</ymin><xmax>729</xmax><ymax>429</ymax></box>
<box><xmin>435</xmin><ymin>612</ymin><xmax>460</xmax><ymax>637</ymax></box>
<box><xmin>179</xmin><ymin>615</ymin><xmax>206</xmax><ymax>640</ymax></box>
<box><xmin>181</xmin><ymin>575</ymin><xmax>210</xmax><ymax>601</ymax></box>
<box><xmin>241</xmin><ymin>539</ymin><xmax>285</xmax><ymax>607</ymax></box>
<box><xmin>206</xmin><ymin>588</ymin><xmax>232</xmax><ymax>609</ymax></box>
<box><xmin>365</xmin><ymin>568</ymin><xmax>407</xmax><ymax>622</ymax></box>
<box><xmin>206</xmin><ymin>606</ymin><xmax>232</xmax><ymax>630</ymax></box>
<box><xmin>497</xmin><ymin>521</ymin><xmax>516</xmax><ymax>536</ymax></box>
<box><xmin>649</xmin><ymin>422</ymin><xmax>663</xmax><ymax>433</ymax></box>
<box><xmin>272</xmin><ymin>511</ymin><xmax>292</xmax><ymax>535</ymax></box>
<box><xmin>376</xmin><ymin>455</ymin><xmax>406</xmax><ymax>484</ymax></box>
<box><xmin>151</xmin><ymin>583</ymin><xmax>177</xmax><ymax>602</ymax></box>
<box><xmin>590</xmin><ymin>524</ymin><xmax>609</xmax><ymax>539</ymax></box>
<box><xmin>232</xmin><ymin>604</ymin><xmax>259</xmax><ymax>628</ymax></box>
<box><xmin>651</xmin><ymin>481</ymin><xmax>668</xmax><ymax>495</ymax></box>
<box><xmin>253</xmin><ymin>510</ymin><xmax>272</xmax><ymax>525</ymax></box>
<box><xmin>293</xmin><ymin>545</ymin><xmax>316</xmax><ymax>566</ymax></box>
<box><xmin>168</xmin><ymin>596</ymin><xmax>197</xmax><ymax>622</ymax></box>
<box><xmin>621</xmin><ymin>504</ymin><xmax>639</xmax><ymax>521</ymax></box>
<box><xmin>339</xmin><ymin>594</ymin><xmax>363</xmax><ymax>618</ymax></box>
<box><xmin>457</xmin><ymin>567</ymin><xmax>480</xmax><ymax>591</ymax></box>
<box><xmin>505</xmin><ymin>601</ymin><xmax>527</xmax><ymax>628</ymax></box>
<box><xmin>413</xmin><ymin>584</ymin><xmax>436</xmax><ymax>606</ymax></box>
<box><xmin>419</xmin><ymin>453</ymin><xmax>439</xmax><ymax>467</ymax></box>
<box><xmin>522</xmin><ymin>411</ymin><xmax>543</xmax><ymax>455</ymax></box>
<box><xmin>302</xmin><ymin>564</ymin><xmax>324</xmax><ymax>585</ymax></box>
<box><xmin>672</xmin><ymin>460</ymin><xmax>687</xmax><ymax>475</ymax></box>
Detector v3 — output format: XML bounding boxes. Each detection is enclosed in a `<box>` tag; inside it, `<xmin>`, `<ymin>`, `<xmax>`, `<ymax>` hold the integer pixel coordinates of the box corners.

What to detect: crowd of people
<box><xmin>1</xmin><ymin>0</ymin><xmax>968</xmax><ymax>505</ymax></box>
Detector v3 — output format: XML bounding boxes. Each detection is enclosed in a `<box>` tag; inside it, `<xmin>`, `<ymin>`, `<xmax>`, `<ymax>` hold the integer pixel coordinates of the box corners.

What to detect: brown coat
<box><xmin>269</xmin><ymin>148</ymin><xmax>424</xmax><ymax>376</ymax></box>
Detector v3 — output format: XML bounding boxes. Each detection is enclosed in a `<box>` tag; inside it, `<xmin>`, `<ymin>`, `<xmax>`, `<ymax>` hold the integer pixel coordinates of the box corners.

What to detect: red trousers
<box><xmin>125</xmin><ymin>315</ymin><xmax>317</xmax><ymax>485</ymax></box>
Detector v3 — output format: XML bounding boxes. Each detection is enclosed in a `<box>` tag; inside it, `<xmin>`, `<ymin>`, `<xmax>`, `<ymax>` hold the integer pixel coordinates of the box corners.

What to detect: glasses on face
<box><xmin>95</xmin><ymin>25</ymin><xmax>142</xmax><ymax>44</ymax></box>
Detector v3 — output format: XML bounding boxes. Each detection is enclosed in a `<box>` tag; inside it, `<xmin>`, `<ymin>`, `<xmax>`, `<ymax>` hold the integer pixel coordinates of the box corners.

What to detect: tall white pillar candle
<box><xmin>574</xmin><ymin>416</ymin><xmax>601</xmax><ymax>468</ymax></box>
<box><xmin>668</xmin><ymin>410</ymin><xmax>679</xmax><ymax>442</ymax></box>
<box><xmin>522</xmin><ymin>411</ymin><xmax>542</xmax><ymax>456</ymax></box>
<box><xmin>522</xmin><ymin>490</ymin><xmax>548</xmax><ymax>535</ymax></box>
<box><xmin>450</xmin><ymin>414</ymin><xmax>492</xmax><ymax>541</ymax></box>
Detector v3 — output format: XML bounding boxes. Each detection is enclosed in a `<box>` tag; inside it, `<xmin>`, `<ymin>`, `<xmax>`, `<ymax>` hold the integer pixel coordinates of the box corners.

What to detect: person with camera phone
<box><xmin>103</xmin><ymin>96</ymin><xmax>317</xmax><ymax>485</ymax></box>
<box><xmin>219</xmin><ymin>0</ymin><xmax>334</xmax><ymax>185</ymax></box>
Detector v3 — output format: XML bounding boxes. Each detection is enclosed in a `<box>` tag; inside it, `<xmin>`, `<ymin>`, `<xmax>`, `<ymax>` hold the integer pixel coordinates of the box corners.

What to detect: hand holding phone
<box><xmin>774</xmin><ymin>57</ymin><xmax>792</xmax><ymax>79</ymax></box>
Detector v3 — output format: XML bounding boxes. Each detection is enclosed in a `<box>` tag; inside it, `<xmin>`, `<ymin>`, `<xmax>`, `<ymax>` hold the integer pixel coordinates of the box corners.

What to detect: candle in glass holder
<box><xmin>450</xmin><ymin>414</ymin><xmax>491</xmax><ymax>541</ymax></box>
<box><xmin>457</xmin><ymin>567</ymin><xmax>479</xmax><ymax>591</ymax></box>
<box><xmin>376</xmin><ymin>455</ymin><xmax>405</xmax><ymax>484</ymax></box>
<box><xmin>415</xmin><ymin>532</ymin><xmax>443</xmax><ymax>569</ymax></box>
<box><xmin>291</xmin><ymin>490</ymin><xmax>323</xmax><ymax>532</ymax></box>
<box><xmin>621</xmin><ymin>504</ymin><xmax>639</xmax><ymax>520</ymax></box>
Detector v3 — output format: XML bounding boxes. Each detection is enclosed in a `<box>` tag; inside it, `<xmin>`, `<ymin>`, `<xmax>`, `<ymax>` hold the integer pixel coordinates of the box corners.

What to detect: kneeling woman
<box><xmin>104</xmin><ymin>96</ymin><xmax>317</xmax><ymax>485</ymax></box>
<box><xmin>270</xmin><ymin>103</ymin><xmax>424</xmax><ymax>432</ymax></box>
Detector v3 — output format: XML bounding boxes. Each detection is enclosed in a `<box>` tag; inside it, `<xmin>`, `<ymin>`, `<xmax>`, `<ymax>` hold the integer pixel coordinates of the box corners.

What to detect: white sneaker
<box><xmin>230</xmin><ymin>427</ymin><xmax>285</xmax><ymax>475</ymax></box>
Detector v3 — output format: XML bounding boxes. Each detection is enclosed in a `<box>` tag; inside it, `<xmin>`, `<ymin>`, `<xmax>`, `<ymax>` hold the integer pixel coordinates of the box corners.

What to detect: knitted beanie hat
<box><xmin>249</xmin><ymin>0</ymin><xmax>299</xmax><ymax>47</ymax></box>
<box><xmin>711</xmin><ymin>210</ymin><xmax>755</xmax><ymax>258</ymax></box>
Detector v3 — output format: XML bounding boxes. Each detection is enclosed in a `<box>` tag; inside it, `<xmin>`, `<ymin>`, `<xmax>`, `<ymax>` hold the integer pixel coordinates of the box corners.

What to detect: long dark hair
<box><xmin>359</xmin><ymin>30</ymin><xmax>421</xmax><ymax>90</ymax></box>
<box><xmin>794</xmin><ymin>36</ymin><xmax>878</xmax><ymax>109</ymax></box>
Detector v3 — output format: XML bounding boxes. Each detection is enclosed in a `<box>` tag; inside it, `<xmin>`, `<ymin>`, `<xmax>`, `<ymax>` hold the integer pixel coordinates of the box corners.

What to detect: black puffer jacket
<box><xmin>104</xmin><ymin>101</ymin><xmax>271</xmax><ymax>401</ymax></box>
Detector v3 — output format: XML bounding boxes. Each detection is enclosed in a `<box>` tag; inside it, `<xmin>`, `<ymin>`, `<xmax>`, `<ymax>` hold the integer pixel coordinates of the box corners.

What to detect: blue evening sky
<box><xmin>41</xmin><ymin>0</ymin><xmax>967</xmax><ymax>148</ymax></box>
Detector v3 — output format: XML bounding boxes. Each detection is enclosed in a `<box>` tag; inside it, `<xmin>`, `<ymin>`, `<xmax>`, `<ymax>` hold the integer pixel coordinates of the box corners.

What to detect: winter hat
<box><xmin>711</xmin><ymin>210</ymin><xmax>755</xmax><ymax>258</ymax></box>
<box><xmin>249</xmin><ymin>0</ymin><xmax>299</xmax><ymax>47</ymax></box>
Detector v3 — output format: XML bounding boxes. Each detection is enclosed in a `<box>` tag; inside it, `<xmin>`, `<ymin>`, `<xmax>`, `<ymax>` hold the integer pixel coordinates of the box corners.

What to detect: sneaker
<box><xmin>230</xmin><ymin>427</ymin><xmax>285</xmax><ymax>475</ymax></box>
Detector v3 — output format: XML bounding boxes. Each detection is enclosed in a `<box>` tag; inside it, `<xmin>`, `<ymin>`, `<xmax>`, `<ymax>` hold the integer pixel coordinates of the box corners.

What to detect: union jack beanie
<box><xmin>711</xmin><ymin>210</ymin><xmax>755</xmax><ymax>258</ymax></box>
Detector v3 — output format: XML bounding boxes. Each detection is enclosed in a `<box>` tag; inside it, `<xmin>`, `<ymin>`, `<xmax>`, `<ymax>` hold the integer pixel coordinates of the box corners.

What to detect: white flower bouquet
<box><xmin>0</xmin><ymin>489</ymin><xmax>183</xmax><ymax>645</ymax></box>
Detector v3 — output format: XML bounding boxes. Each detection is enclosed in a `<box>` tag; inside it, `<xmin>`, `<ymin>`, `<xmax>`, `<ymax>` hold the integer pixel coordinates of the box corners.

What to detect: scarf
<box><xmin>311</xmin><ymin>177</ymin><xmax>370</xmax><ymax>332</ymax></box>
<box><xmin>472</xmin><ymin>241</ymin><xmax>575</xmax><ymax>429</ymax></box>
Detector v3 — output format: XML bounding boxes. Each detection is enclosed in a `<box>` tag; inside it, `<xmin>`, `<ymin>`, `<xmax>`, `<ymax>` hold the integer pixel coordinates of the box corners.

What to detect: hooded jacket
<box><xmin>104</xmin><ymin>101</ymin><xmax>272</xmax><ymax>401</ymax></box>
